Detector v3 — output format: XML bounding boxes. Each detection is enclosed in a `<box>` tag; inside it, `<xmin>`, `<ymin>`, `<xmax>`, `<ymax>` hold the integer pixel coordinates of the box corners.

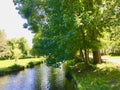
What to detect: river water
<box><xmin>0</xmin><ymin>64</ymin><xmax>75</xmax><ymax>90</ymax></box>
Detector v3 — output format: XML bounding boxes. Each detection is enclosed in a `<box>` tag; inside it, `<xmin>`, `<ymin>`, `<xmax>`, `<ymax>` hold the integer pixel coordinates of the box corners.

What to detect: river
<box><xmin>0</xmin><ymin>64</ymin><xmax>75</xmax><ymax>90</ymax></box>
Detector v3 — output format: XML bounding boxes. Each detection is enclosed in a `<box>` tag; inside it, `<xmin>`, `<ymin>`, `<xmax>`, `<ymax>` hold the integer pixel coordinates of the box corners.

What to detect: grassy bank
<box><xmin>67</xmin><ymin>61</ymin><xmax>120</xmax><ymax>90</ymax></box>
<box><xmin>0</xmin><ymin>57</ymin><xmax>45</xmax><ymax>76</ymax></box>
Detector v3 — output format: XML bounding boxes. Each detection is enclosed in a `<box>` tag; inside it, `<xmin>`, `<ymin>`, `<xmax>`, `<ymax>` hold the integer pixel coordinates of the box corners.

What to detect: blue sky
<box><xmin>0</xmin><ymin>0</ymin><xmax>34</xmax><ymax>47</ymax></box>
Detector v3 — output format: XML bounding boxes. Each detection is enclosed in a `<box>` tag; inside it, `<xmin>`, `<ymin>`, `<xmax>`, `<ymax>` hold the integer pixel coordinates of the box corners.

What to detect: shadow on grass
<box><xmin>68</xmin><ymin>61</ymin><xmax>120</xmax><ymax>90</ymax></box>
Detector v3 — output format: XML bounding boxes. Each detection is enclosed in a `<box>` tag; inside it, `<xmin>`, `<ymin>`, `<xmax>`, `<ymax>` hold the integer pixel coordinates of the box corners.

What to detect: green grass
<box><xmin>0</xmin><ymin>57</ymin><xmax>45</xmax><ymax>76</ymax></box>
<box><xmin>68</xmin><ymin>61</ymin><xmax>120</xmax><ymax>90</ymax></box>
<box><xmin>0</xmin><ymin>64</ymin><xmax>24</xmax><ymax>76</ymax></box>
<box><xmin>0</xmin><ymin>57</ymin><xmax>45</xmax><ymax>68</ymax></box>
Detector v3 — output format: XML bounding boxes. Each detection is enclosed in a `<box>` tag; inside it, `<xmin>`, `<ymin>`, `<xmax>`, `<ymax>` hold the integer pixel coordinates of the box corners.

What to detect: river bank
<box><xmin>67</xmin><ymin>60</ymin><xmax>120</xmax><ymax>90</ymax></box>
<box><xmin>0</xmin><ymin>57</ymin><xmax>45</xmax><ymax>76</ymax></box>
<box><xmin>0</xmin><ymin>63</ymin><xmax>75</xmax><ymax>90</ymax></box>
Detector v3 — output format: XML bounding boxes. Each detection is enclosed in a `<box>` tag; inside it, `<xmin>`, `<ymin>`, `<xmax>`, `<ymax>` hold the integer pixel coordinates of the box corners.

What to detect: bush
<box><xmin>27</xmin><ymin>61</ymin><xmax>43</xmax><ymax>68</ymax></box>
<box><xmin>27</xmin><ymin>62</ymin><xmax>34</xmax><ymax>68</ymax></box>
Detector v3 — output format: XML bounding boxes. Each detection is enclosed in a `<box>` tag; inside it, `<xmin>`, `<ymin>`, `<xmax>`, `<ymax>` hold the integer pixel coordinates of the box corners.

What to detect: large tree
<box><xmin>17</xmin><ymin>37</ymin><xmax>30</xmax><ymax>57</ymax></box>
<box><xmin>8</xmin><ymin>37</ymin><xmax>30</xmax><ymax>58</ymax></box>
<box><xmin>14</xmin><ymin>0</ymin><xmax>120</xmax><ymax>66</ymax></box>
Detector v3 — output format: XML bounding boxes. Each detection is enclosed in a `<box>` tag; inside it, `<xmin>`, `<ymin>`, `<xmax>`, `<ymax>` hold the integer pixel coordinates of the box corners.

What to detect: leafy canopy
<box><xmin>14</xmin><ymin>0</ymin><xmax>120</xmax><ymax>66</ymax></box>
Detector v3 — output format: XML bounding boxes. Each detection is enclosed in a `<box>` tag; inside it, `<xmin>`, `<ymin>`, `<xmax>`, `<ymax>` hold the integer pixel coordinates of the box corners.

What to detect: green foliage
<box><xmin>17</xmin><ymin>37</ymin><xmax>30</xmax><ymax>57</ymax></box>
<box><xmin>14</xmin><ymin>0</ymin><xmax>120</xmax><ymax>65</ymax></box>
<box><xmin>27</xmin><ymin>61</ymin><xmax>42</xmax><ymax>68</ymax></box>
<box><xmin>13</xmin><ymin>0</ymin><xmax>44</xmax><ymax>33</ymax></box>
<box><xmin>30</xmin><ymin>32</ymin><xmax>42</xmax><ymax>56</ymax></box>
<box><xmin>8</xmin><ymin>37</ymin><xmax>30</xmax><ymax>58</ymax></box>
<box><xmin>68</xmin><ymin>61</ymin><xmax>120</xmax><ymax>90</ymax></box>
<box><xmin>101</xmin><ymin>26</ymin><xmax>120</xmax><ymax>55</ymax></box>
<box><xmin>13</xmin><ymin>48</ymin><xmax>22</xmax><ymax>62</ymax></box>
<box><xmin>27</xmin><ymin>62</ymin><xmax>34</xmax><ymax>68</ymax></box>
<box><xmin>110</xmin><ymin>26</ymin><xmax>120</xmax><ymax>55</ymax></box>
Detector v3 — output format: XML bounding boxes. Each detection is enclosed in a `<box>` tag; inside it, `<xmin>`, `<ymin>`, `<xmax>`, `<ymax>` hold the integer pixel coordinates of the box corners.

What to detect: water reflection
<box><xmin>0</xmin><ymin>64</ymin><xmax>75</xmax><ymax>90</ymax></box>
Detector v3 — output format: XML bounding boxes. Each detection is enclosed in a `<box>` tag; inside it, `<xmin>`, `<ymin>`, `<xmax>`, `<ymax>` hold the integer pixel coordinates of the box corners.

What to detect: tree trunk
<box><xmin>84</xmin><ymin>49</ymin><xmax>89</xmax><ymax>65</ymax></box>
<box><xmin>93</xmin><ymin>50</ymin><xmax>102</xmax><ymax>64</ymax></box>
<box><xmin>80</xmin><ymin>49</ymin><xmax>85</xmax><ymax>61</ymax></box>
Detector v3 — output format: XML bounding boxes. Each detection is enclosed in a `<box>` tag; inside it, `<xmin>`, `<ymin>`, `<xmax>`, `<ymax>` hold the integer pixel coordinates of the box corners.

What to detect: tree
<box><xmin>7</xmin><ymin>38</ymin><xmax>17</xmax><ymax>59</ymax></box>
<box><xmin>0</xmin><ymin>30</ymin><xmax>11</xmax><ymax>59</ymax></box>
<box><xmin>14</xmin><ymin>0</ymin><xmax>120</xmax><ymax>66</ymax></box>
<box><xmin>8</xmin><ymin>37</ymin><xmax>30</xmax><ymax>58</ymax></box>
<box><xmin>30</xmin><ymin>33</ymin><xmax>41</xmax><ymax>57</ymax></box>
<box><xmin>13</xmin><ymin>48</ymin><xmax>22</xmax><ymax>62</ymax></box>
<box><xmin>109</xmin><ymin>26</ymin><xmax>120</xmax><ymax>55</ymax></box>
<box><xmin>17</xmin><ymin>37</ymin><xmax>30</xmax><ymax>58</ymax></box>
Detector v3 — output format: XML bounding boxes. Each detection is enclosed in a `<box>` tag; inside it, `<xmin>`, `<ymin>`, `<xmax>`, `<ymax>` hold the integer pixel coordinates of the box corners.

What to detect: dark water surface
<box><xmin>0</xmin><ymin>64</ymin><xmax>75</xmax><ymax>90</ymax></box>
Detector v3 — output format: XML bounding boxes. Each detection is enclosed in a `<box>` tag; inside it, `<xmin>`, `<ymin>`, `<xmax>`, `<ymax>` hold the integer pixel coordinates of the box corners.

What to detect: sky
<box><xmin>0</xmin><ymin>0</ymin><xmax>34</xmax><ymax>47</ymax></box>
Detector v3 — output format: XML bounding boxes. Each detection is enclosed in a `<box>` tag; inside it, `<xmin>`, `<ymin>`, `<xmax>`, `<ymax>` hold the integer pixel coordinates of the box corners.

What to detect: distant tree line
<box><xmin>0</xmin><ymin>30</ymin><xmax>32</xmax><ymax>60</ymax></box>
<box><xmin>101</xmin><ymin>26</ymin><xmax>120</xmax><ymax>56</ymax></box>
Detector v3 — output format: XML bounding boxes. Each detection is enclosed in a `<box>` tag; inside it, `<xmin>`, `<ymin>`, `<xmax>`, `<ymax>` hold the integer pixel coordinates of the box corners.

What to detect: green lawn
<box><xmin>0</xmin><ymin>57</ymin><xmax>45</xmax><ymax>69</ymax></box>
<box><xmin>67</xmin><ymin>61</ymin><xmax>120</xmax><ymax>90</ymax></box>
<box><xmin>0</xmin><ymin>57</ymin><xmax>45</xmax><ymax>76</ymax></box>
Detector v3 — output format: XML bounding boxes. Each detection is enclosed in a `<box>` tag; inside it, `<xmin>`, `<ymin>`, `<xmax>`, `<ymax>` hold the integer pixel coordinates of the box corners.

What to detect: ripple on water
<box><xmin>0</xmin><ymin>64</ymin><xmax>75</xmax><ymax>90</ymax></box>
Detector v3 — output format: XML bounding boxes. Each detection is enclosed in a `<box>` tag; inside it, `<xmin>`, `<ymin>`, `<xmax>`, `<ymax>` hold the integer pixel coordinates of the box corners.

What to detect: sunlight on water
<box><xmin>0</xmin><ymin>64</ymin><xmax>75</xmax><ymax>90</ymax></box>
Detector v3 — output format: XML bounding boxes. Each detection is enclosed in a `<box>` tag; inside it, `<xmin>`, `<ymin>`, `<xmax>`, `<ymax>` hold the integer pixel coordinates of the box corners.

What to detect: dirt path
<box><xmin>102</xmin><ymin>58</ymin><xmax>120</xmax><ymax>64</ymax></box>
